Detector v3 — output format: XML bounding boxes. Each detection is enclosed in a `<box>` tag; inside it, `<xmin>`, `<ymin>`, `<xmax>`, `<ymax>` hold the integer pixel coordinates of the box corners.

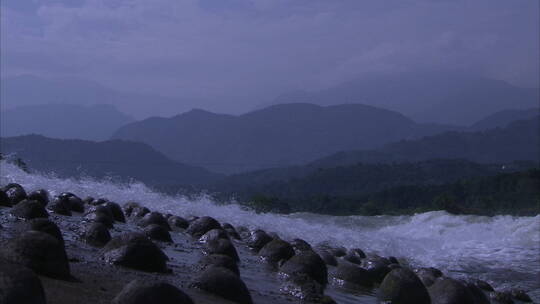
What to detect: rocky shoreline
<box><xmin>0</xmin><ymin>183</ymin><xmax>534</xmax><ymax>304</ymax></box>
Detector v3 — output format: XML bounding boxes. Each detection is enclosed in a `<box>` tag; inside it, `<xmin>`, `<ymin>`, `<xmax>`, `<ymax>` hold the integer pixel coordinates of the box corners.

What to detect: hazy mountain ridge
<box><xmin>112</xmin><ymin>103</ymin><xmax>459</xmax><ymax>174</ymax></box>
<box><xmin>0</xmin><ymin>135</ymin><xmax>221</xmax><ymax>187</ymax></box>
<box><xmin>0</xmin><ymin>103</ymin><xmax>135</xmax><ymax>141</ymax></box>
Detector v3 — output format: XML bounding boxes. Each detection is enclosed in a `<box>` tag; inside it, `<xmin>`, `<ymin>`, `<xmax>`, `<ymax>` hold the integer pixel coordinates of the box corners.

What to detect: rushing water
<box><xmin>1</xmin><ymin>161</ymin><xmax>539</xmax><ymax>301</ymax></box>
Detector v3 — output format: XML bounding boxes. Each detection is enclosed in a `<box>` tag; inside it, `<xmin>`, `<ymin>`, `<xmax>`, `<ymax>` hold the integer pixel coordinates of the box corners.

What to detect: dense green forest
<box><xmin>232</xmin><ymin>169</ymin><xmax>540</xmax><ymax>216</ymax></box>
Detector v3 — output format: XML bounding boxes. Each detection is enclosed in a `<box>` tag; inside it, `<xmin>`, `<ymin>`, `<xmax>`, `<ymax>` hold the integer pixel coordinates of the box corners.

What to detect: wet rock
<box><xmin>470</xmin><ymin>279</ymin><xmax>494</xmax><ymax>292</ymax></box>
<box><xmin>280</xmin><ymin>273</ymin><xmax>327</xmax><ymax>303</ymax></box>
<box><xmin>103</xmin><ymin>202</ymin><xmax>125</xmax><ymax>223</ymax></box>
<box><xmin>511</xmin><ymin>289</ymin><xmax>532</xmax><ymax>302</ymax></box>
<box><xmin>343</xmin><ymin>248</ymin><xmax>365</xmax><ymax>265</ymax></box>
<box><xmin>0</xmin><ymin>231</ymin><xmax>70</xmax><ymax>279</ymax></box>
<box><xmin>112</xmin><ymin>279</ymin><xmax>194</xmax><ymax>304</ymax></box>
<box><xmin>0</xmin><ymin>261</ymin><xmax>47</xmax><ymax>304</ymax></box>
<box><xmin>291</xmin><ymin>238</ymin><xmax>312</xmax><ymax>253</ymax></box>
<box><xmin>199</xmin><ymin>228</ymin><xmax>229</xmax><ymax>243</ymax></box>
<box><xmin>90</xmin><ymin>198</ymin><xmax>108</xmax><ymax>206</ymax></box>
<box><xmin>10</xmin><ymin>199</ymin><xmax>49</xmax><ymax>219</ymax></box>
<box><xmin>279</xmin><ymin>250</ymin><xmax>328</xmax><ymax>286</ymax></box>
<box><xmin>378</xmin><ymin>268</ymin><xmax>430</xmax><ymax>304</ymax></box>
<box><xmin>464</xmin><ymin>281</ymin><xmax>490</xmax><ymax>304</ymax></box>
<box><xmin>27</xmin><ymin>189</ymin><xmax>49</xmax><ymax>207</ymax></box>
<box><xmin>415</xmin><ymin>267</ymin><xmax>443</xmax><ymax>287</ymax></box>
<box><xmin>83</xmin><ymin>222</ymin><xmax>112</xmax><ymax>247</ymax></box>
<box><xmin>236</xmin><ymin>226</ymin><xmax>250</xmax><ymax>239</ymax></box>
<box><xmin>329</xmin><ymin>246</ymin><xmax>347</xmax><ymax>257</ymax></box>
<box><xmin>3</xmin><ymin>183</ymin><xmax>27</xmax><ymax>205</ymax></box>
<box><xmin>222</xmin><ymin>223</ymin><xmax>241</xmax><ymax>240</ymax></box>
<box><xmin>27</xmin><ymin>218</ymin><xmax>64</xmax><ymax>245</ymax></box>
<box><xmin>123</xmin><ymin>202</ymin><xmax>149</xmax><ymax>218</ymax></box>
<box><xmin>60</xmin><ymin>193</ymin><xmax>85</xmax><ymax>213</ymax></box>
<box><xmin>185</xmin><ymin>215</ymin><xmax>199</xmax><ymax>223</ymax></box>
<box><xmin>85</xmin><ymin>210</ymin><xmax>114</xmax><ymax>228</ymax></box>
<box><xmin>48</xmin><ymin>196</ymin><xmax>72</xmax><ymax>216</ymax></box>
<box><xmin>190</xmin><ymin>266</ymin><xmax>253</xmax><ymax>304</ymax></box>
<box><xmin>0</xmin><ymin>189</ymin><xmax>10</xmax><ymax>207</ymax></box>
<box><xmin>204</xmin><ymin>238</ymin><xmax>240</xmax><ymax>261</ymax></box>
<box><xmin>316</xmin><ymin>249</ymin><xmax>338</xmax><ymax>266</ymax></box>
<box><xmin>259</xmin><ymin>239</ymin><xmax>295</xmax><ymax>263</ymax></box>
<box><xmin>388</xmin><ymin>256</ymin><xmax>399</xmax><ymax>264</ymax></box>
<box><xmin>144</xmin><ymin>224</ymin><xmax>173</xmax><ymax>243</ymax></box>
<box><xmin>360</xmin><ymin>256</ymin><xmax>391</xmax><ymax>283</ymax></box>
<box><xmin>83</xmin><ymin>196</ymin><xmax>94</xmax><ymax>205</ymax></box>
<box><xmin>246</xmin><ymin>229</ymin><xmax>273</xmax><ymax>251</ymax></box>
<box><xmin>429</xmin><ymin>277</ymin><xmax>476</xmax><ymax>304</ymax></box>
<box><xmin>333</xmin><ymin>263</ymin><xmax>373</xmax><ymax>288</ymax></box>
<box><xmin>186</xmin><ymin>216</ymin><xmax>221</xmax><ymax>237</ymax></box>
<box><xmin>196</xmin><ymin>254</ymin><xmax>240</xmax><ymax>275</ymax></box>
<box><xmin>168</xmin><ymin>216</ymin><xmax>189</xmax><ymax>229</ymax></box>
<box><xmin>139</xmin><ymin>212</ymin><xmax>171</xmax><ymax>231</ymax></box>
<box><xmin>490</xmin><ymin>291</ymin><xmax>514</xmax><ymax>304</ymax></box>
<box><xmin>102</xmin><ymin>233</ymin><xmax>169</xmax><ymax>273</ymax></box>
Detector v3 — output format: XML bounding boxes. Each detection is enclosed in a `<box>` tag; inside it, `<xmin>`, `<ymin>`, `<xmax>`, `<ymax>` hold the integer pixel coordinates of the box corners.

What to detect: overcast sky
<box><xmin>1</xmin><ymin>0</ymin><xmax>539</xmax><ymax>112</ymax></box>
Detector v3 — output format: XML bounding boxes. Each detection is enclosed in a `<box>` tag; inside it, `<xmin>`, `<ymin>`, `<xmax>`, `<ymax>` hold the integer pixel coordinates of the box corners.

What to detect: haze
<box><xmin>1</xmin><ymin>0</ymin><xmax>538</xmax><ymax>116</ymax></box>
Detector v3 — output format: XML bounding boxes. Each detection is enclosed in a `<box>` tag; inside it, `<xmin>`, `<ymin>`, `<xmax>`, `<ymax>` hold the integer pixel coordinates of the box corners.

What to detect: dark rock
<box><xmin>222</xmin><ymin>223</ymin><xmax>241</xmax><ymax>240</ymax></box>
<box><xmin>511</xmin><ymin>289</ymin><xmax>532</xmax><ymax>302</ymax></box>
<box><xmin>3</xmin><ymin>183</ymin><xmax>27</xmax><ymax>205</ymax></box>
<box><xmin>0</xmin><ymin>231</ymin><xmax>70</xmax><ymax>279</ymax></box>
<box><xmin>246</xmin><ymin>229</ymin><xmax>273</xmax><ymax>251</ymax></box>
<box><xmin>316</xmin><ymin>249</ymin><xmax>338</xmax><ymax>266</ymax></box>
<box><xmin>27</xmin><ymin>189</ymin><xmax>49</xmax><ymax>207</ymax></box>
<box><xmin>329</xmin><ymin>247</ymin><xmax>347</xmax><ymax>257</ymax></box>
<box><xmin>85</xmin><ymin>211</ymin><xmax>114</xmax><ymax>228</ymax></box>
<box><xmin>102</xmin><ymin>233</ymin><xmax>169</xmax><ymax>273</ymax></box>
<box><xmin>168</xmin><ymin>216</ymin><xmax>189</xmax><ymax>229</ymax></box>
<box><xmin>186</xmin><ymin>216</ymin><xmax>221</xmax><ymax>237</ymax></box>
<box><xmin>139</xmin><ymin>212</ymin><xmax>171</xmax><ymax>231</ymax></box>
<box><xmin>429</xmin><ymin>277</ymin><xmax>476</xmax><ymax>304</ymax></box>
<box><xmin>199</xmin><ymin>228</ymin><xmax>229</xmax><ymax>243</ymax></box>
<box><xmin>112</xmin><ymin>279</ymin><xmax>194</xmax><ymax>304</ymax></box>
<box><xmin>470</xmin><ymin>279</ymin><xmax>494</xmax><ymax>292</ymax></box>
<box><xmin>0</xmin><ymin>261</ymin><xmax>47</xmax><ymax>304</ymax></box>
<box><xmin>144</xmin><ymin>224</ymin><xmax>173</xmax><ymax>243</ymax></box>
<box><xmin>123</xmin><ymin>202</ymin><xmax>149</xmax><ymax>218</ymax></box>
<box><xmin>48</xmin><ymin>196</ymin><xmax>72</xmax><ymax>216</ymax></box>
<box><xmin>103</xmin><ymin>202</ymin><xmax>125</xmax><ymax>223</ymax></box>
<box><xmin>90</xmin><ymin>198</ymin><xmax>108</xmax><ymax>206</ymax></box>
<box><xmin>378</xmin><ymin>268</ymin><xmax>430</xmax><ymax>304</ymax></box>
<box><xmin>236</xmin><ymin>226</ymin><xmax>250</xmax><ymax>239</ymax></box>
<box><xmin>63</xmin><ymin>194</ymin><xmax>85</xmax><ymax>213</ymax></box>
<box><xmin>204</xmin><ymin>239</ymin><xmax>239</xmax><ymax>261</ymax></box>
<box><xmin>259</xmin><ymin>239</ymin><xmax>295</xmax><ymax>263</ymax></box>
<box><xmin>490</xmin><ymin>291</ymin><xmax>515</xmax><ymax>304</ymax></box>
<box><xmin>333</xmin><ymin>263</ymin><xmax>373</xmax><ymax>288</ymax></box>
<box><xmin>280</xmin><ymin>273</ymin><xmax>327</xmax><ymax>303</ymax></box>
<box><xmin>185</xmin><ymin>215</ymin><xmax>199</xmax><ymax>223</ymax></box>
<box><xmin>343</xmin><ymin>248</ymin><xmax>365</xmax><ymax>265</ymax></box>
<box><xmin>291</xmin><ymin>238</ymin><xmax>312</xmax><ymax>253</ymax></box>
<box><xmin>27</xmin><ymin>218</ymin><xmax>64</xmax><ymax>245</ymax></box>
<box><xmin>415</xmin><ymin>267</ymin><xmax>443</xmax><ymax>287</ymax></box>
<box><xmin>464</xmin><ymin>281</ymin><xmax>490</xmax><ymax>304</ymax></box>
<box><xmin>83</xmin><ymin>196</ymin><xmax>94</xmax><ymax>205</ymax></box>
<box><xmin>190</xmin><ymin>266</ymin><xmax>253</xmax><ymax>304</ymax></box>
<box><xmin>388</xmin><ymin>256</ymin><xmax>399</xmax><ymax>264</ymax></box>
<box><xmin>10</xmin><ymin>199</ymin><xmax>49</xmax><ymax>219</ymax></box>
<box><xmin>0</xmin><ymin>190</ymin><xmax>10</xmax><ymax>207</ymax></box>
<box><xmin>83</xmin><ymin>223</ymin><xmax>112</xmax><ymax>247</ymax></box>
<box><xmin>196</xmin><ymin>254</ymin><xmax>240</xmax><ymax>275</ymax></box>
<box><xmin>360</xmin><ymin>256</ymin><xmax>391</xmax><ymax>283</ymax></box>
<box><xmin>279</xmin><ymin>250</ymin><xmax>328</xmax><ymax>286</ymax></box>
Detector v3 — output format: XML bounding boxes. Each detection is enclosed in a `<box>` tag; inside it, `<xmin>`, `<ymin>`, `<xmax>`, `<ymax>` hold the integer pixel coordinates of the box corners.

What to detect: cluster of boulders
<box><xmin>0</xmin><ymin>183</ymin><xmax>535</xmax><ymax>304</ymax></box>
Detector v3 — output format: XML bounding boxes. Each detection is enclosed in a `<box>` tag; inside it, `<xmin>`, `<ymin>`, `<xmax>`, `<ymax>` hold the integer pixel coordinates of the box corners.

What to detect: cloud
<box><xmin>1</xmin><ymin>0</ymin><xmax>538</xmax><ymax>112</ymax></box>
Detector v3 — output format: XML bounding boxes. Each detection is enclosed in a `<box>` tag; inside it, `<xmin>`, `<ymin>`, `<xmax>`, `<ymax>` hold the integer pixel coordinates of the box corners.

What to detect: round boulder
<box><xmin>279</xmin><ymin>250</ymin><xmax>328</xmax><ymax>286</ymax></box>
<box><xmin>415</xmin><ymin>267</ymin><xmax>443</xmax><ymax>287</ymax></box>
<box><xmin>186</xmin><ymin>216</ymin><xmax>221</xmax><ymax>237</ymax></box>
<box><xmin>0</xmin><ymin>262</ymin><xmax>47</xmax><ymax>304</ymax></box>
<box><xmin>196</xmin><ymin>254</ymin><xmax>240</xmax><ymax>276</ymax></box>
<box><xmin>101</xmin><ymin>233</ymin><xmax>169</xmax><ymax>273</ymax></box>
<box><xmin>246</xmin><ymin>229</ymin><xmax>273</xmax><ymax>251</ymax></box>
<box><xmin>3</xmin><ymin>183</ymin><xmax>27</xmax><ymax>205</ymax></box>
<box><xmin>259</xmin><ymin>239</ymin><xmax>295</xmax><ymax>263</ymax></box>
<box><xmin>429</xmin><ymin>277</ymin><xmax>476</xmax><ymax>304</ymax></box>
<box><xmin>168</xmin><ymin>216</ymin><xmax>189</xmax><ymax>229</ymax></box>
<box><xmin>144</xmin><ymin>224</ymin><xmax>173</xmax><ymax>243</ymax></box>
<box><xmin>333</xmin><ymin>263</ymin><xmax>373</xmax><ymax>288</ymax></box>
<box><xmin>190</xmin><ymin>266</ymin><xmax>253</xmax><ymax>304</ymax></box>
<box><xmin>0</xmin><ymin>190</ymin><xmax>10</xmax><ymax>207</ymax></box>
<box><xmin>291</xmin><ymin>239</ymin><xmax>312</xmax><ymax>253</ymax></box>
<box><xmin>103</xmin><ymin>202</ymin><xmax>125</xmax><ymax>223</ymax></box>
<box><xmin>204</xmin><ymin>239</ymin><xmax>239</xmax><ymax>261</ymax></box>
<box><xmin>48</xmin><ymin>196</ymin><xmax>72</xmax><ymax>216</ymax></box>
<box><xmin>27</xmin><ymin>189</ymin><xmax>49</xmax><ymax>207</ymax></box>
<box><xmin>316</xmin><ymin>249</ymin><xmax>338</xmax><ymax>266</ymax></box>
<box><xmin>112</xmin><ymin>280</ymin><xmax>193</xmax><ymax>304</ymax></box>
<box><xmin>378</xmin><ymin>268</ymin><xmax>430</xmax><ymax>304</ymax></box>
<box><xmin>83</xmin><ymin>223</ymin><xmax>112</xmax><ymax>247</ymax></box>
<box><xmin>199</xmin><ymin>228</ymin><xmax>229</xmax><ymax>243</ymax></box>
<box><xmin>0</xmin><ymin>231</ymin><xmax>70</xmax><ymax>279</ymax></box>
<box><xmin>139</xmin><ymin>212</ymin><xmax>171</xmax><ymax>231</ymax></box>
<box><xmin>10</xmin><ymin>199</ymin><xmax>49</xmax><ymax>219</ymax></box>
<box><xmin>27</xmin><ymin>218</ymin><xmax>64</xmax><ymax>245</ymax></box>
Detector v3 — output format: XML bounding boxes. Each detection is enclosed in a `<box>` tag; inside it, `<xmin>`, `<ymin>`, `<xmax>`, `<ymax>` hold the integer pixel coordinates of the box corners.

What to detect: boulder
<box><xmin>27</xmin><ymin>189</ymin><xmax>49</xmax><ymax>207</ymax></box>
<box><xmin>168</xmin><ymin>216</ymin><xmax>189</xmax><ymax>229</ymax></box>
<box><xmin>186</xmin><ymin>216</ymin><xmax>221</xmax><ymax>237</ymax></box>
<box><xmin>280</xmin><ymin>273</ymin><xmax>328</xmax><ymax>303</ymax></box>
<box><xmin>204</xmin><ymin>239</ymin><xmax>240</xmax><ymax>261</ymax></box>
<box><xmin>316</xmin><ymin>249</ymin><xmax>337</xmax><ymax>266</ymax></box>
<box><xmin>415</xmin><ymin>267</ymin><xmax>443</xmax><ymax>287</ymax></box>
<box><xmin>101</xmin><ymin>233</ymin><xmax>169</xmax><ymax>273</ymax></box>
<box><xmin>429</xmin><ymin>277</ymin><xmax>476</xmax><ymax>304</ymax></box>
<box><xmin>103</xmin><ymin>202</ymin><xmax>125</xmax><ymax>223</ymax></box>
<box><xmin>85</xmin><ymin>211</ymin><xmax>114</xmax><ymax>228</ymax></box>
<box><xmin>199</xmin><ymin>229</ymin><xmax>229</xmax><ymax>243</ymax></box>
<box><xmin>0</xmin><ymin>231</ymin><xmax>70</xmax><ymax>279</ymax></box>
<box><xmin>511</xmin><ymin>289</ymin><xmax>533</xmax><ymax>302</ymax></box>
<box><xmin>222</xmin><ymin>224</ymin><xmax>241</xmax><ymax>240</ymax></box>
<box><xmin>333</xmin><ymin>263</ymin><xmax>373</xmax><ymax>288</ymax></box>
<box><xmin>0</xmin><ymin>261</ymin><xmax>47</xmax><ymax>304</ymax></box>
<box><xmin>0</xmin><ymin>190</ymin><xmax>10</xmax><ymax>207</ymax></box>
<box><xmin>378</xmin><ymin>268</ymin><xmax>431</xmax><ymax>304</ymax></box>
<box><xmin>343</xmin><ymin>248</ymin><xmax>365</xmax><ymax>265</ymax></box>
<box><xmin>279</xmin><ymin>250</ymin><xmax>328</xmax><ymax>286</ymax></box>
<box><xmin>48</xmin><ymin>196</ymin><xmax>72</xmax><ymax>216</ymax></box>
<box><xmin>464</xmin><ymin>281</ymin><xmax>490</xmax><ymax>304</ymax></box>
<box><xmin>83</xmin><ymin>223</ymin><xmax>112</xmax><ymax>247</ymax></box>
<box><xmin>59</xmin><ymin>193</ymin><xmax>85</xmax><ymax>213</ymax></box>
<box><xmin>291</xmin><ymin>239</ymin><xmax>312</xmax><ymax>253</ymax></box>
<box><xmin>196</xmin><ymin>254</ymin><xmax>240</xmax><ymax>276</ymax></box>
<box><xmin>138</xmin><ymin>212</ymin><xmax>171</xmax><ymax>231</ymax></box>
<box><xmin>3</xmin><ymin>183</ymin><xmax>27</xmax><ymax>205</ymax></box>
<box><xmin>112</xmin><ymin>280</ymin><xmax>193</xmax><ymax>304</ymax></box>
<box><xmin>27</xmin><ymin>218</ymin><xmax>64</xmax><ymax>245</ymax></box>
<box><xmin>490</xmin><ymin>291</ymin><xmax>514</xmax><ymax>304</ymax></box>
<box><xmin>246</xmin><ymin>229</ymin><xmax>273</xmax><ymax>251</ymax></box>
<box><xmin>360</xmin><ymin>256</ymin><xmax>391</xmax><ymax>283</ymax></box>
<box><xmin>144</xmin><ymin>224</ymin><xmax>173</xmax><ymax>243</ymax></box>
<box><xmin>259</xmin><ymin>239</ymin><xmax>295</xmax><ymax>263</ymax></box>
<box><xmin>190</xmin><ymin>266</ymin><xmax>253</xmax><ymax>304</ymax></box>
<box><xmin>10</xmin><ymin>199</ymin><xmax>49</xmax><ymax>219</ymax></box>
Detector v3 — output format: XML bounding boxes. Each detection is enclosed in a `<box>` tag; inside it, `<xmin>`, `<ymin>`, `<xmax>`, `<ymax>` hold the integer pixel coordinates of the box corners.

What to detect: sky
<box><xmin>1</xmin><ymin>0</ymin><xmax>539</xmax><ymax>113</ymax></box>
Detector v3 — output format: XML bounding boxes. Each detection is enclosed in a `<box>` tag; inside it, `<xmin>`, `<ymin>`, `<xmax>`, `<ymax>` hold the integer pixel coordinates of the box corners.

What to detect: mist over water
<box><xmin>1</xmin><ymin>161</ymin><xmax>539</xmax><ymax>300</ymax></box>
